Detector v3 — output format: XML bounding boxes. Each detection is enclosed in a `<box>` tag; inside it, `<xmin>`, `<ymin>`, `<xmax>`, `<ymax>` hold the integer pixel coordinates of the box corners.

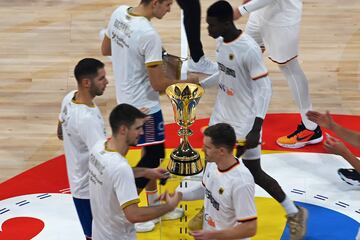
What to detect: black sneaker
<box><xmin>338</xmin><ymin>168</ymin><xmax>360</xmax><ymax>186</ymax></box>
<box><xmin>276</xmin><ymin>122</ymin><xmax>323</xmax><ymax>149</ymax></box>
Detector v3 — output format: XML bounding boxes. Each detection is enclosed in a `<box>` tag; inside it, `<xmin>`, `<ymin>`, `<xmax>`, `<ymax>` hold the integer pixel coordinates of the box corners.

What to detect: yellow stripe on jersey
<box><xmin>121</xmin><ymin>198</ymin><xmax>140</xmax><ymax>209</ymax></box>
<box><xmin>252</xmin><ymin>72</ymin><xmax>268</xmax><ymax>81</ymax></box>
<box><xmin>146</xmin><ymin>61</ymin><xmax>162</xmax><ymax>67</ymax></box>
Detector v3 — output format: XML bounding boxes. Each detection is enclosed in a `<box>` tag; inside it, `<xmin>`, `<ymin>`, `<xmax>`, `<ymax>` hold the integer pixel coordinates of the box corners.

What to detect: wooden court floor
<box><xmin>0</xmin><ymin>0</ymin><xmax>359</xmax><ymax>183</ymax></box>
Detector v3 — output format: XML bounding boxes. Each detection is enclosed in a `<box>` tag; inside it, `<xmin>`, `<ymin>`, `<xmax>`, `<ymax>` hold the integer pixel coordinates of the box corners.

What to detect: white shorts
<box><xmin>245</xmin><ymin>14</ymin><xmax>300</xmax><ymax>64</ymax></box>
<box><xmin>209</xmin><ymin>116</ymin><xmax>261</xmax><ymax>160</ymax></box>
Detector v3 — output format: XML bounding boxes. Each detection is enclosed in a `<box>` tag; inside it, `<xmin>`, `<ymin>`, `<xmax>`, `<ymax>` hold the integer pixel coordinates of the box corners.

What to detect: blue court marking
<box><xmin>281</xmin><ymin>202</ymin><xmax>360</xmax><ymax>240</ymax></box>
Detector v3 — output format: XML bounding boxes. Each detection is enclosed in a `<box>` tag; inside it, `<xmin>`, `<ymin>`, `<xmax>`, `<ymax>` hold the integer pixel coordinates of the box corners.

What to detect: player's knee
<box><xmin>137</xmin><ymin>143</ymin><xmax>165</xmax><ymax>169</ymax></box>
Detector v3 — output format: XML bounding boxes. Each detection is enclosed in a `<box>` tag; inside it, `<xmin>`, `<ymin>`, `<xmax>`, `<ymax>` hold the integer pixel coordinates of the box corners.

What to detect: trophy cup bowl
<box><xmin>165</xmin><ymin>83</ymin><xmax>204</xmax><ymax>176</ymax></box>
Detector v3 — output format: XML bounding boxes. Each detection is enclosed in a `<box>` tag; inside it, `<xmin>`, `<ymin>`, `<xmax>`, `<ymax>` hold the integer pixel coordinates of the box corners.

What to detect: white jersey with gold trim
<box><xmin>210</xmin><ymin>33</ymin><xmax>269</xmax><ymax>138</ymax></box>
<box><xmin>106</xmin><ymin>5</ymin><xmax>162</xmax><ymax>114</ymax></box>
<box><xmin>59</xmin><ymin>90</ymin><xmax>106</xmax><ymax>199</ymax></box>
<box><xmin>251</xmin><ymin>0</ymin><xmax>302</xmax><ymax>27</ymax></box>
<box><xmin>202</xmin><ymin>161</ymin><xmax>257</xmax><ymax>239</ymax></box>
<box><xmin>89</xmin><ymin>140</ymin><xmax>140</xmax><ymax>240</ymax></box>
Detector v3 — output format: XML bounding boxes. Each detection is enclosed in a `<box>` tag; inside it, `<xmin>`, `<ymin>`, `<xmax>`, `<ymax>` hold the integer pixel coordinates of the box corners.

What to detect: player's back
<box><xmin>107</xmin><ymin>5</ymin><xmax>162</xmax><ymax>110</ymax></box>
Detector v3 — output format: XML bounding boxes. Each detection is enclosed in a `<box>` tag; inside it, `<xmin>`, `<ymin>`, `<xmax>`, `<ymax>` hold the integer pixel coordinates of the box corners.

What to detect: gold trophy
<box><xmin>165</xmin><ymin>83</ymin><xmax>204</xmax><ymax>176</ymax></box>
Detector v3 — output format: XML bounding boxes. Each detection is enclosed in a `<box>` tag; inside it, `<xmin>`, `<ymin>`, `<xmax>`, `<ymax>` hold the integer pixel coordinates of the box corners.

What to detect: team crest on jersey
<box><xmin>229</xmin><ymin>54</ymin><xmax>234</xmax><ymax>60</ymax></box>
<box><xmin>219</xmin><ymin>187</ymin><xmax>224</xmax><ymax>195</ymax></box>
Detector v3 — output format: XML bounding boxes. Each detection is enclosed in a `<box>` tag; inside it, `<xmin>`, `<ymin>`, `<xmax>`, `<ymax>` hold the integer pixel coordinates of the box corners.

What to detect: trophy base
<box><xmin>167</xmin><ymin>154</ymin><xmax>203</xmax><ymax>176</ymax></box>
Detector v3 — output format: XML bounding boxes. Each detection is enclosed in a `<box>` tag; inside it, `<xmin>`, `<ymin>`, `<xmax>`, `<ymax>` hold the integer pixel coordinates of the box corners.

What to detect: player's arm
<box><xmin>101</xmin><ymin>35</ymin><xmax>111</xmax><ymax>56</ymax></box>
<box><xmin>245</xmin><ymin>48</ymin><xmax>271</xmax><ymax>149</ymax></box>
<box><xmin>176</xmin><ymin>181</ymin><xmax>205</xmax><ymax>201</ymax></box>
<box><xmin>147</xmin><ymin>65</ymin><xmax>198</xmax><ymax>92</ymax></box>
<box><xmin>143</xmin><ymin>32</ymin><xmax>198</xmax><ymax>92</ymax></box>
<box><xmin>191</xmin><ymin>219</ymin><xmax>257</xmax><ymax>240</ymax></box>
<box><xmin>306</xmin><ymin>111</ymin><xmax>360</xmax><ymax>148</ymax></box>
<box><xmin>132</xmin><ymin>167</ymin><xmax>168</xmax><ymax>180</ymax></box>
<box><xmin>123</xmin><ymin>192</ymin><xmax>181</xmax><ymax>223</ymax></box>
<box><xmin>199</xmin><ymin>72</ymin><xmax>220</xmax><ymax>89</ymax></box>
<box><xmin>234</xmin><ymin>0</ymin><xmax>275</xmax><ymax>19</ymax></box>
<box><xmin>57</xmin><ymin>121</ymin><xmax>63</xmax><ymax>140</ymax></box>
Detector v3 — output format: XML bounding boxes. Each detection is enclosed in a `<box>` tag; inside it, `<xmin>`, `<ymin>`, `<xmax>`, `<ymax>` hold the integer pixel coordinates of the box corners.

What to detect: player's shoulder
<box><xmin>232</xmin><ymin>160</ymin><xmax>255</xmax><ymax>184</ymax></box>
<box><xmin>62</xmin><ymin>90</ymin><xmax>76</xmax><ymax>104</ymax></box>
<box><xmin>112</xmin><ymin>5</ymin><xmax>129</xmax><ymax>16</ymax></box>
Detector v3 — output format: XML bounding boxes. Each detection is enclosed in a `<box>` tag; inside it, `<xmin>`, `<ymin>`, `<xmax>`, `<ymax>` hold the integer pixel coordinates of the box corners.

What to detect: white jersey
<box><xmin>202</xmin><ymin>161</ymin><xmax>257</xmax><ymax>240</ymax></box>
<box><xmin>210</xmin><ymin>34</ymin><xmax>269</xmax><ymax>138</ymax></box>
<box><xmin>106</xmin><ymin>5</ymin><xmax>162</xmax><ymax>114</ymax></box>
<box><xmin>89</xmin><ymin>140</ymin><xmax>140</xmax><ymax>240</ymax></box>
<box><xmin>59</xmin><ymin>91</ymin><xmax>106</xmax><ymax>199</ymax></box>
<box><xmin>252</xmin><ymin>0</ymin><xmax>302</xmax><ymax>27</ymax></box>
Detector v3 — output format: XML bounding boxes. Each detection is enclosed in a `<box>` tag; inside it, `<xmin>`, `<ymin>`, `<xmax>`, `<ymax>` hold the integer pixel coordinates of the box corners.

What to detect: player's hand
<box><xmin>144</xmin><ymin>168</ymin><xmax>168</xmax><ymax>180</ymax></box>
<box><xmin>233</xmin><ymin>6</ymin><xmax>241</xmax><ymax>20</ymax></box>
<box><xmin>306</xmin><ymin>110</ymin><xmax>334</xmax><ymax>130</ymax></box>
<box><xmin>187</xmin><ymin>75</ymin><xmax>200</xmax><ymax>85</ymax></box>
<box><xmin>164</xmin><ymin>191</ymin><xmax>181</xmax><ymax>209</ymax></box>
<box><xmin>324</xmin><ymin>135</ymin><xmax>350</xmax><ymax>157</ymax></box>
<box><xmin>189</xmin><ymin>230</ymin><xmax>214</xmax><ymax>240</ymax></box>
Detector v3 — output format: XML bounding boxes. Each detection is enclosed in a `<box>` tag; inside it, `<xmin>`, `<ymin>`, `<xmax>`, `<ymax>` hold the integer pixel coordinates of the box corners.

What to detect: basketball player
<box><xmin>89</xmin><ymin>104</ymin><xmax>182</xmax><ymax>240</ymax></box>
<box><xmin>57</xmin><ymin>58</ymin><xmax>108</xmax><ymax>239</ymax></box>
<box><xmin>101</xmin><ymin>0</ymin><xmax>196</xmax><ymax>231</ymax></box>
<box><xmin>232</xmin><ymin>0</ymin><xmax>323</xmax><ymax>149</ymax></box>
<box><xmin>200</xmin><ymin>2</ymin><xmax>308</xmax><ymax>239</ymax></box>
<box><xmin>174</xmin><ymin>123</ymin><xmax>257</xmax><ymax>239</ymax></box>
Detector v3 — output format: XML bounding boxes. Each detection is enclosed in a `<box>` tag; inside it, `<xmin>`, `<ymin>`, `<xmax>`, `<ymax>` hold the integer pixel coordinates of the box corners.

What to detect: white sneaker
<box><xmin>188</xmin><ymin>56</ymin><xmax>218</xmax><ymax>75</ymax></box>
<box><xmin>153</xmin><ymin>207</ymin><xmax>185</xmax><ymax>224</ymax></box>
<box><xmin>135</xmin><ymin>221</ymin><xmax>155</xmax><ymax>232</ymax></box>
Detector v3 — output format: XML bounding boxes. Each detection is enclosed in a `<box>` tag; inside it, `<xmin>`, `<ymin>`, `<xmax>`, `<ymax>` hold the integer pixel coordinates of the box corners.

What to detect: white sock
<box><xmin>281</xmin><ymin>197</ymin><xmax>299</xmax><ymax>215</ymax></box>
<box><xmin>279</xmin><ymin>58</ymin><xmax>317</xmax><ymax>130</ymax></box>
<box><xmin>146</xmin><ymin>189</ymin><xmax>159</xmax><ymax>206</ymax></box>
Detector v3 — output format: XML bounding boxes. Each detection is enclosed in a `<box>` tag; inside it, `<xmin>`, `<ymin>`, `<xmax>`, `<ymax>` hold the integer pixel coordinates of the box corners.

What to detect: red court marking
<box><xmin>0</xmin><ymin>113</ymin><xmax>359</xmax><ymax>201</ymax></box>
<box><xmin>0</xmin><ymin>217</ymin><xmax>44</xmax><ymax>240</ymax></box>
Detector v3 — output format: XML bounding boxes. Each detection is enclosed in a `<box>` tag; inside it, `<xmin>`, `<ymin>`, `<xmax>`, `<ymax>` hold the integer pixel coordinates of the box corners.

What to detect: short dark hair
<box><xmin>207</xmin><ymin>0</ymin><xmax>233</xmax><ymax>22</ymax></box>
<box><xmin>140</xmin><ymin>0</ymin><xmax>166</xmax><ymax>5</ymax></box>
<box><xmin>204</xmin><ymin>123</ymin><xmax>236</xmax><ymax>152</ymax></box>
<box><xmin>74</xmin><ymin>58</ymin><xmax>104</xmax><ymax>84</ymax></box>
<box><xmin>109</xmin><ymin>104</ymin><xmax>147</xmax><ymax>135</ymax></box>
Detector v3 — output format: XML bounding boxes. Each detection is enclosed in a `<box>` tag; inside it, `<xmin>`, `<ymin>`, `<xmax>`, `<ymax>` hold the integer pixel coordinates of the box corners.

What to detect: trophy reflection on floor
<box><xmin>165</xmin><ymin>83</ymin><xmax>204</xmax><ymax>176</ymax></box>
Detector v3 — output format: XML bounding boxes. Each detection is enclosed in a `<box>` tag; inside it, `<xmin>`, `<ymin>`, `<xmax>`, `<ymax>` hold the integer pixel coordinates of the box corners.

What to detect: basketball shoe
<box><xmin>276</xmin><ymin>122</ymin><xmax>323</xmax><ymax>148</ymax></box>
<box><xmin>338</xmin><ymin>168</ymin><xmax>360</xmax><ymax>186</ymax></box>
<box><xmin>135</xmin><ymin>221</ymin><xmax>155</xmax><ymax>232</ymax></box>
<box><xmin>188</xmin><ymin>56</ymin><xmax>218</xmax><ymax>75</ymax></box>
<box><xmin>286</xmin><ymin>206</ymin><xmax>308</xmax><ymax>240</ymax></box>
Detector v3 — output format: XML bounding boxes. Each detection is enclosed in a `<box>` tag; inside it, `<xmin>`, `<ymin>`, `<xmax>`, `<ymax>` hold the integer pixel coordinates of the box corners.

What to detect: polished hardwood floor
<box><xmin>0</xmin><ymin>0</ymin><xmax>359</xmax><ymax>183</ymax></box>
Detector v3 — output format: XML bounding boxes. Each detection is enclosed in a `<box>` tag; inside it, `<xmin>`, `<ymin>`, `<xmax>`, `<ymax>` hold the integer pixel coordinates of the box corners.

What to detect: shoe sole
<box><xmin>276</xmin><ymin>135</ymin><xmax>323</xmax><ymax>149</ymax></box>
<box><xmin>338</xmin><ymin>172</ymin><xmax>360</xmax><ymax>186</ymax></box>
